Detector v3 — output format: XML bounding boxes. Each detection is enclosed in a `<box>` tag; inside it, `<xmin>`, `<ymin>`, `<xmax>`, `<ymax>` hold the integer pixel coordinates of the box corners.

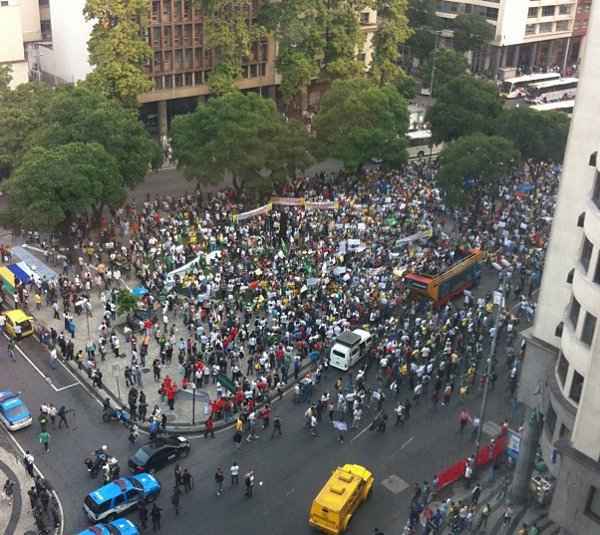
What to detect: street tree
<box><xmin>494</xmin><ymin>107</ymin><xmax>570</xmax><ymax>178</ymax></box>
<box><xmin>35</xmin><ymin>86</ymin><xmax>159</xmax><ymax>190</ymax></box>
<box><xmin>84</xmin><ymin>0</ymin><xmax>152</xmax><ymax>107</ymax></box>
<box><xmin>0</xmin><ymin>65</ymin><xmax>12</xmax><ymax>94</ymax></box>
<box><xmin>116</xmin><ymin>289</ymin><xmax>139</xmax><ymax>317</ymax></box>
<box><xmin>405</xmin><ymin>0</ymin><xmax>440</xmax><ymax>63</ymax></box>
<box><xmin>452</xmin><ymin>14</ymin><xmax>495</xmax><ymax>54</ymax></box>
<box><xmin>370</xmin><ymin>0</ymin><xmax>413</xmax><ymax>87</ymax></box>
<box><xmin>437</xmin><ymin>134</ymin><xmax>520</xmax><ymax>206</ymax></box>
<box><xmin>259</xmin><ymin>0</ymin><xmax>370</xmax><ymax>105</ymax></box>
<box><xmin>426</xmin><ymin>75</ymin><xmax>502</xmax><ymax>143</ymax></box>
<box><xmin>197</xmin><ymin>0</ymin><xmax>267</xmax><ymax>95</ymax></box>
<box><xmin>4</xmin><ymin>143</ymin><xmax>123</xmax><ymax>231</ymax></box>
<box><xmin>171</xmin><ymin>92</ymin><xmax>311</xmax><ymax>194</ymax></box>
<box><xmin>0</xmin><ymin>82</ymin><xmax>52</xmax><ymax>179</ymax></box>
<box><xmin>313</xmin><ymin>78</ymin><xmax>409</xmax><ymax>172</ymax></box>
<box><xmin>419</xmin><ymin>48</ymin><xmax>468</xmax><ymax>96</ymax></box>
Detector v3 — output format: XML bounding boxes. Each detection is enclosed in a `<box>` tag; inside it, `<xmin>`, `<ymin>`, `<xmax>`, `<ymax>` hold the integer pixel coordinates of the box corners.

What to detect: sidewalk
<box><xmin>0</xmin><ymin>433</ymin><xmax>61</xmax><ymax>535</ymax></box>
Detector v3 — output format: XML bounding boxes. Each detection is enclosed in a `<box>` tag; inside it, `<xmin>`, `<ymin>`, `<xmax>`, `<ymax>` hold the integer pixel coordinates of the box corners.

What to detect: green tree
<box><xmin>260</xmin><ymin>0</ymin><xmax>369</xmax><ymax>105</ymax></box>
<box><xmin>0</xmin><ymin>65</ymin><xmax>12</xmax><ymax>94</ymax></box>
<box><xmin>427</xmin><ymin>75</ymin><xmax>502</xmax><ymax>143</ymax></box>
<box><xmin>313</xmin><ymin>78</ymin><xmax>409</xmax><ymax>171</ymax></box>
<box><xmin>198</xmin><ymin>0</ymin><xmax>266</xmax><ymax>95</ymax></box>
<box><xmin>84</xmin><ymin>0</ymin><xmax>152</xmax><ymax>107</ymax></box>
<box><xmin>437</xmin><ymin>134</ymin><xmax>520</xmax><ymax>206</ymax></box>
<box><xmin>419</xmin><ymin>48</ymin><xmax>468</xmax><ymax>96</ymax></box>
<box><xmin>35</xmin><ymin>86</ymin><xmax>158</xmax><ymax>190</ymax></box>
<box><xmin>116</xmin><ymin>289</ymin><xmax>139</xmax><ymax>316</ymax></box>
<box><xmin>4</xmin><ymin>143</ymin><xmax>123</xmax><ymax>230</ymax></box>
<box><xmin>370</xmin><ymin>0</ymin><xmax>413</xmax><ymax>86</ymax></box>
<box><xmin>405</xmin><ymin>0</ymin><xmax>440</xmax><ymax>62</ymax></box>
<box><xmin>171</xmin><ymin>92</ymin><xmax>311</xmax><ymax>194</ymax></box>
<box><xmin>494</xmin><ymin>107</ymin><xmax>570</xmax><ymax>178</ymax></box>
<box><xmin>452</xmin><ymin>13</ymin><xmax>494</xmax><ymax>54</ymax></box>
<box><xmin>0</xmin><ymin>82</ymin><xmax>52</xmax><ymax>179</ymax></box>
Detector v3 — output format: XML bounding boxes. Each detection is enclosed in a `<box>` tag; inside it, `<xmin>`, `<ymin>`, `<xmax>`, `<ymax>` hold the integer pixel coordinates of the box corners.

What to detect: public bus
<box><xmin>529</xmin><ymin>99</ymin><xmax>575</xmax><ymax>117</ymax></box>
<box><xmin>525</xmin><ymin>77</ymin><xmax>578</xmax><ymax>104</ymax></box>
<box><xmin>405</xmin><ymin>129</ymin><xmax>444</xmax><ymax>160</ymax></box>
<box><xmin>499</xmin><ymin>72</ymin><xmax>560</xmax><ymax>99</ymax></box>
<box><xmin>403</xmin><ymin>248</ymin><xmax>483</xmax><ymax>306</ymax></box>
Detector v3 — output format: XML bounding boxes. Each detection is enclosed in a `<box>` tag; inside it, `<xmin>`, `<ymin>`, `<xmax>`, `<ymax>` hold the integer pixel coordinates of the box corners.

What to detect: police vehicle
<box><xmin>0</xmin><ymin>390</ymin><xmax>32</xmax><ymax>431</ymax></box>
<box><xmin>77</xmin><ymin>518</ymin><xmax>140</xmax><ymax>535</ymax></box>
<box><xmin>83</xmin><ymin>474</ymin><xmax>160</xmax><ymax>523</ymax></box>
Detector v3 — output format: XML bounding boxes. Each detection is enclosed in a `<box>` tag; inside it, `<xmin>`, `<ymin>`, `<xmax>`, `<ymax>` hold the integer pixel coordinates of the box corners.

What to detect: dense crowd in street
<box><xmin>3</xmin><ymin>158</ymin><xmax>561</xmax><ymax>534</ymax></box>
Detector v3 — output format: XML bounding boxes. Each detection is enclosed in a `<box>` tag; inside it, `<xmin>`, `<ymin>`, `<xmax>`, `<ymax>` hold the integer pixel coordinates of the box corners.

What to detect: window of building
<box><xmin>581</xmin><ymin>236</ymin><xmax>593</xmax><ymax>273</ymax></box>
<box><xmin>259</xmin><ymin>63</ymin><xmax>266</xmax><ymax>76</ymax></box>
<box><xmin>539</xmin><ymin>22</ymin><xmax>554</xmax><ymax>33</ymax></box>
<box><xmin>569</xmin><ymin>370</ymin><xmax>584</xmax><ymax>403</ymax></box>
<box><xmin>556</xmin><ymin>20</ymin><xmax>570</xmax><ymax>32</ymax></box>
<box><xmin>164</xmin><ymin>75</ymin><xmax>173</xmax><ymax>88</ymax></box>
<box><xmin>593</xmin><ymin>172</ymin><xmax>600</xmax><ymax>210</ymax></box>
<box><xmin>566</xmin><ymin>268</ymin><xmax>574</xmax><ymax>284</ymax></box>
<box><xmin>485</xmin><ymin>7</ymin><xmax>498</xmax><ymax>19</ymax></box>
<box><xmin>541</xmin><ymin>5</ymin><xmax>556</xmax><ymax>16</ymax></box>
<box><xmin>528</xmin><ymin>7</ymin><xmax>538</xmax><ymax>17</ymax></box>
<box><xmin>41</xmin><ymin>20</ymin><xmax>52</xmax><ymax>40</ymax></box>
<box><xmin>174</xmin><ymin>74</ymin><xmax>183</xmax><ymax>87</ymax></box>
<box><xmin>184</xmin><ymin>72</ymin><xmax>193</xmax><ymax>86</ymax></box>
<box><xmin>250</xmin><ymin>64</ymin><xmax>258</xmax><ymax>77</ymax></box>
<box><xmin>154</xmin><ymin>76</ymin><xmax>163</xmax><ymax>90</ymax></box>
<box><xmin>555</xmin><ymin>322</ymin><xmax>564</xmax><ymax>337</ymax></box>
<box><xmin>0</xmin><ymin>1</ymin><xmax>9</xmax><ymax>6</ymax></box>
<box><xmin>557</xmin><ymin>352</ymin><xmax>569</xmax><ymax>386</ymax></box>
<box><xmin>559</xmin><ymin>4</ymin><xmax>572</xmax><ymax>15</ymax></box>
<box><xmin>546</xmin><ymin>403</ymin><xmax>557</xmax><ymax>436</ymax></box>
<box><xmin>569</xmin><ymin>297</ymin><xmax>581</xmax><ymax>329</ymax></box>
<box><xmin>464</xmin><ymin>4</ymin><xmax>472</xmax><ymax>13</ymax></box>
<box><xmin>360</xmin><ymin>12</ymin><xmax>370</xmax><ymax>24</ymax></box>
<box><xmin>594</xmin><ymin>255</ymin><xmax>600</xmax><ymax>285</ymax></box>
<box><xmin>581</xmin><ymin>312</ymin><xmax>597</xmax><ymax>346</ymax></box>
<box><xmin>578</xmin><ymin>212</ymin><xmax>586</xmax><ymax>227</ymax></box>
<box><xmin>585</xmin><ymin>486</ymin><xmax>600</xmax><ymax>523</ymax></box>
<box><xmin>525</xmin><ymin>24</ymin><xmax>537</xmax><ymax>35</ymax></box>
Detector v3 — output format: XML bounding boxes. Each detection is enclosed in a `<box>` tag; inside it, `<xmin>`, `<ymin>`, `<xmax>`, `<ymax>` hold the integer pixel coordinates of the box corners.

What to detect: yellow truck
<box><xmin>309</xmin><ymin>464</ymin><xmax>374</xmax><ymax>534</ymax></box>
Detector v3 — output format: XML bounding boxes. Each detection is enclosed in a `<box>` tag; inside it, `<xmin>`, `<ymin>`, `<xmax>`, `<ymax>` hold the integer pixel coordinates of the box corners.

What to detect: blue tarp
<box><xmin>131</xmin><ymin>286</ymin><xmax>148</xmax><ymax>298</ymax></box>
<box><xmin>7</xmin><ymin>263</ymin><xmax>30</xmax><ymax>284</ymax></box>
<box><xmin>11</xmin><ymin>246</ymin><xmax>58</xmax><ymax>281</ymax></box>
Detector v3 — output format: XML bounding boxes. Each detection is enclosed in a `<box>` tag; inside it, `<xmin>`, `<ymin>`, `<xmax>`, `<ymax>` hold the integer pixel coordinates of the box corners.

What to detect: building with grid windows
<box><xmin>518</xmin><ymin>0</ymin><xmax>600</xmax><ymax>532</ymax></box>
<box><xmin>434</xmin><ymin>0</ymin><xmax>592</xmax><ymax>78</ymax></box>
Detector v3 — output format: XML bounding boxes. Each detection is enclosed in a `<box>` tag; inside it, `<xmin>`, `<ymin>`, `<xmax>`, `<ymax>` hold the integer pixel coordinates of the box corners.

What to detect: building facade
<box><xmin>435</xmin><ymin>0</ymin><xmax>592</xmax><ymax>78</ymax></box>
<box><xmin>518</xmin><ymin>0</ymin><xmax>600</xmax><ymax>533</ymax></box>
<box><xmin>0</xmin><ymin>0</ymin><xmax>49</xmax><ymax>87</ymax></box>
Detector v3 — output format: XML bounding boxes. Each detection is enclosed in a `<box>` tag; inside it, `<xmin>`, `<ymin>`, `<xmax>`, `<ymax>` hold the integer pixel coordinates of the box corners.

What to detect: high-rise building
<box><xmin>0</xmin><ymin>0</ymin><xmax>48</xmax><ymax>87</ymax></box>
<box><xmin>518</xmin><ymin>0</ymin><xmax>600</xmax><ymax>532</ymax></box>
<box><xmin>435</xmin><ymin>0</ymin><xmax>592</xmax><ymax>77</ymax></box>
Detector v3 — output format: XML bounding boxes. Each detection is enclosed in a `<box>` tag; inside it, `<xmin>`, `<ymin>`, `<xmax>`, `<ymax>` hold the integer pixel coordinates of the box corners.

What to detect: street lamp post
<box><xmin>192</xmin><ymin>384</ymin><xmax>197</xmax><ymax>425</ymax></box>
<box><xmin>474</xmin><ymin>275</ymin><xmax>506</xmax><ymax>470</ymax></box>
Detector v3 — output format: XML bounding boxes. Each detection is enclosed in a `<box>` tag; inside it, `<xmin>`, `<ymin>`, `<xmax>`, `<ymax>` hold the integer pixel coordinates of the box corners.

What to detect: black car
<box><xmin>128</xmin><ymin>436</ymin><xmax>191</xmax><ymax>473</ymax></box>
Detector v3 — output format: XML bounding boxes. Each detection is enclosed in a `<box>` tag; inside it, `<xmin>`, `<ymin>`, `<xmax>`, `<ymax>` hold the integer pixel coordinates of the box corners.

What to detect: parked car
<box><xmin>76</xmin><ymin>517</ymin><xmax>140</xmax><ymax>535</ymax></box>
<box><xmin>128</xmin><ymin>436</ymin><xmax>190</xmax><ymax>473</ymax></box>
<box><xmin>0</xmin><ymin>390</ymin><xmax>32</xmax><ymax>431</ymax></box>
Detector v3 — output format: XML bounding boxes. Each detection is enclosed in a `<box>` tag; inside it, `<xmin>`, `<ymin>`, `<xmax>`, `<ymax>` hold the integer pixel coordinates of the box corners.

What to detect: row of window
<box><xmin>525</xmin><ymin>20</ymin><xmax>571</xmax><ymax>35</ymax></box>
<box><xmin>152</xmin><ymin>63</ymin><xmax>268</xmax><ymax>90</ymax></box>
<box><xmin>545</xmin><ymin>400</ymin><xmax>572</xmax><ymax>438</ymax></box>
<box><xmin>436</xmin><ymin>1</ymin><xmax>499</xmax><ymax>20</ymax></box>
<box><xmin>556</xmin><ymin>351</ymin><xmax>585</xmax><ymax>403</ymax></box>
<box><xmin>528</xmin><ymin>4</ymin><xmax>572</xmax><ymax>18</ymax></box>
<box><xmin>568</xmin><ymin>296</ymin><xmax>597</xmax><ymax>347</ymax></box>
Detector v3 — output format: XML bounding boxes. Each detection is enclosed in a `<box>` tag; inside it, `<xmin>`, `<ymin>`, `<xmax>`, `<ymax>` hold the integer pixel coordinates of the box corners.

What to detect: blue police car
<box><xmin>83</xmin><ymin>474</ymin><xmax>160</xmax><ymax>523</ymax></box>
<box><xmin>0</xmin><ymin>390</ymin><xmax>32</xmax><ymax>431</ymax></box>
<box><xmin>77</xmin><ymin>518</ymin><xmax>140</xmax><ymax>535</ymax></box>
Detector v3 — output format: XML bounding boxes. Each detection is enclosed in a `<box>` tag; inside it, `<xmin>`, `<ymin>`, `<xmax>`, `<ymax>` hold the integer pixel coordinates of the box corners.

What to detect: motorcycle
<box><xmin>84</xmin><ymin>449</ymin><xmax>108</xmax><ymax>479</ymax></box>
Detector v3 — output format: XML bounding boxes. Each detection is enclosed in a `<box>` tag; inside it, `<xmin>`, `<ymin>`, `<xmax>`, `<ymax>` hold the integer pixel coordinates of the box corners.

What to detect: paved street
<box><xmin>3</xmin><ymin>306</ymin><xmax>523</xmax><ymax>534</ymax></box>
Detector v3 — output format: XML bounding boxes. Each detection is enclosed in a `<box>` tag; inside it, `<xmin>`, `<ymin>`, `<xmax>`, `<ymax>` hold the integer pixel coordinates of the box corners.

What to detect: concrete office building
<box><xmin>518</xmin><ymin>0</ymin><xmax>600</xmax><ymax>532</ymax></box>
<box><xmin>435</xmin><ymin>0</ymin><xmax>592</xmax><ymax>77</ymax></box>
<box><xmin>0</xmin><ymin>0</ymin><xmax>49</xmax><ymax>87</ymax></box>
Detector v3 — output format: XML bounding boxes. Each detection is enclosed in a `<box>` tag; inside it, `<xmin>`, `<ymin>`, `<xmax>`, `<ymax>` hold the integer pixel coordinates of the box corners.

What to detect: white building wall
<box><xmin>496</xmin><ymin>0</ymin><xmax>528</xmax><ymax>45</ymax></box>
<box><xmin>0</xmin><ymin>1</ymin><xmax>29</xmax><ymax>87</ymax></box>
<box><xmin>44</xmin><ymin>0</ymin><xmax>93</xmax><ymax>83</ymax></box>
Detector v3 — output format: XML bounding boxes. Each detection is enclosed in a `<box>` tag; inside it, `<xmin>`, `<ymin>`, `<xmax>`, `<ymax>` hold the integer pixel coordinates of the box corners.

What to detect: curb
<box><xmin>0</xmin><ymin>456</ymin><xmax>22</xmax><ymax>535</ymax></box>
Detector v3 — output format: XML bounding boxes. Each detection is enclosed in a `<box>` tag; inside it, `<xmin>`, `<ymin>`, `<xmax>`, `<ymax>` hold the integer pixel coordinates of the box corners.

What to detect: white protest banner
<box><xmin>270</xmin><ymin>196</ymin><xmax>305</xmax><ymax>207</ymax></box>
<box><xmin>233</xmin><ymin>203</ymin><xmax>272</xmax><ymax>223</ymax></box>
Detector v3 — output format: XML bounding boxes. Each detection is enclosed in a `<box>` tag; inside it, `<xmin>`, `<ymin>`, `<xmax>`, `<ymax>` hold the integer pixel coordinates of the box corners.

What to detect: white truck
<box><xmin>329</xmin><ymin>329</ymin><xmax>373</xmax><ymax>371</ymax></box>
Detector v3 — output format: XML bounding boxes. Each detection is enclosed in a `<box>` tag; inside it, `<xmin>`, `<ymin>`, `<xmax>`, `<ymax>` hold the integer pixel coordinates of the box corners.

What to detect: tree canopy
<box><xmin>370</xmin><ymin>0</ymin><xmax>413</xmax><ymax>86</ymax></box>
<box><xmin>313</xmin><ymin>78</ymin><xmax>409</xmax><ymax>171</ymax></box>
<box><xmin>405</xmin><ymin>0</ymin><xmax>440</xmax><ymax>62</ymax></box>
<box><xmin>426</xmin><ymin>75</ymin><xmax>502</xmax><ymax>143</ymax></box>
<box><xmin>35</xmin><ymin>86</ymin><xmax>159</xmax><ymax>189</ymax></box>
<box><xmin>5</xmin><ymin>143</ymin><xmax>123</xmax><ymax>230</ymax></box>
<box><xmin>437</xmin><ymin>134</ymin><xmax>520</xmax><ymax>206</ymax></box>
<box><xmin>494</xmin><ymin>107</ymin><xmax>570</xmax><ymax>166</ymax></box>
<box><xmin>171</xmin><ymin>92</ymin><xmax>311</xmax><ymax>194</ymax></box>
<box><xmin>419</xmin><ymin>48</ymin><xmax>468</xmax><ymax>96</ymax></box>
<box><xmin>452</xmin><ymin>13</ymin><xmax>495</xmax><ymax>53</ymax></box>
<box><xmin>84</xmin><ymin>0</ymin><xmax>152</xmax><ymax>107</ymax></box>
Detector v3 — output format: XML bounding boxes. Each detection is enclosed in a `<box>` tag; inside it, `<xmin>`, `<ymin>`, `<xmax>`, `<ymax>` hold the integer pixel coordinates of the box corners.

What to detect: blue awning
<box><xmin>7</xmin><ymin>264</ymin><xmax>31</xmax><ymax>284</ymax></box>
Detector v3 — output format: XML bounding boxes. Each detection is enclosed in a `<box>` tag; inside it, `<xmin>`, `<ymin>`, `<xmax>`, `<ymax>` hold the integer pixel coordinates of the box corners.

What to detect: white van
<box><xmin>329</xmin><ymin>329</ymin><xmax>373</xmax><ymax>371</ymax></box>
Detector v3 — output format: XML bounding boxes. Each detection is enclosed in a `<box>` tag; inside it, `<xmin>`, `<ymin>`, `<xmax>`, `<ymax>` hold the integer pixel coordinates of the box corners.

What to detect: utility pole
<box><xmin>429</xmin><ymin>31</ymin><xmax>441</xmax><ymax>96</ymax></box>
<box><xmin>474</xmin><ymin>275</ymin><xmax>505</xmax><ymax>469</ymax></box>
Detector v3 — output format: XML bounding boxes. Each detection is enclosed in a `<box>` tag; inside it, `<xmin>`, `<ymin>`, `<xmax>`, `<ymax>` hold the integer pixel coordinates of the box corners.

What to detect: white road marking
<box><xmin>1</xmin><ymin>427</ymin><xmax>65</xmax><ymax>535</ymax></box>
<box><xmin>350</xmin><ymin>421</ymin><xmax>373</xmax><ymax>442</ymax></box>
<box><xmin>399</xmin><ymin>436</ymin><xmax>414</xmax><ymax>450</ymax></box>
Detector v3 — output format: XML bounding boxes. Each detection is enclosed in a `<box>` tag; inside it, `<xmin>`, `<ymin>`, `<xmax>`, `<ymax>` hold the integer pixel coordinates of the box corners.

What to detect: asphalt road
<box><xmin>3</xmin><ymin>314</ymin><xmax>521</xmax><ymax>535</ymax></box>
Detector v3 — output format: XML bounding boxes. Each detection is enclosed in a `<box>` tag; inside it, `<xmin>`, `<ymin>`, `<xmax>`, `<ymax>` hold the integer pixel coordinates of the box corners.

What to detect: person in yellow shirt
<box><xmin>34</xmin><ymin>293</ymin><xmax>42</xmax><ymax>310</ymax></box>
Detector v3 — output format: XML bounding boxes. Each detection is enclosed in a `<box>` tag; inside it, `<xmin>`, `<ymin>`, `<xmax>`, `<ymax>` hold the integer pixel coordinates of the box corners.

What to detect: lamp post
<box><xmin>474</xmin><ymin>275</ymin><xmax>506</xmax><ymax>470</ymax></box>
<box><xmin>192</xmin><ymin>384</ymin><xmax>197</xmax><ymax>425</ymax></box>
